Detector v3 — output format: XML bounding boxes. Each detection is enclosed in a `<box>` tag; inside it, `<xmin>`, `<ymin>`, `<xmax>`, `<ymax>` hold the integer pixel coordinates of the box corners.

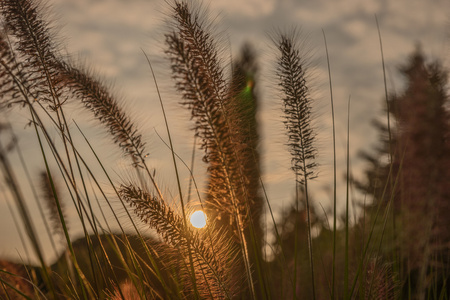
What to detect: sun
<box><xmin>190</xmin><ymin>210</ymin><xmax>207</xmax><ymax>229</ymax></box>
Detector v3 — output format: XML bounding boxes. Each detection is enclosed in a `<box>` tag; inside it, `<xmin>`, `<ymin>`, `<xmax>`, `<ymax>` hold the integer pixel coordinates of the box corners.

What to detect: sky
<box><xmin>0</xmin><ymin>0</ymin><xmax>449</xmax><ymax>263</ymax></box>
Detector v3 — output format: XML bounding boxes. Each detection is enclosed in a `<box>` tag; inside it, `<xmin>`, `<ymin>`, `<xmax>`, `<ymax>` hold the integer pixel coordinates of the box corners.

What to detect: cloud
<box><xmin>341</xmin><ymin>18</ymin><xmax>370</xmax><ymax>40</ymax></box>
<box><xmin>210</xmin><ymin>0</ymin><xmax>276</xmax><ymax>19</ymax></box>
<box><xmin>293</xmin><ymin>0</ymin><xmax>380</xmax><ymax>27</ymax></box>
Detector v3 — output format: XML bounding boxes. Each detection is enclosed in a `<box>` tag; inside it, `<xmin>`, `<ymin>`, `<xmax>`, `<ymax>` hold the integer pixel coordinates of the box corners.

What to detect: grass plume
<box><xmin>119</xmin><ymin>184</ymin><xmax>240</xmax><ymax>299</ymax></box>
<box><xmin>274</xmin><ymin>30</ymin><xmax>318</xmax><ymax>299</ymax></box>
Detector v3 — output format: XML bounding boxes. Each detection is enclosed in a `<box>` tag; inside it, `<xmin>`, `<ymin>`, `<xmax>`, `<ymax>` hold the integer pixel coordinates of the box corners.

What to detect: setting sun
<box><xmin>190</xmin><ymin>210</ymin><xmax>207</xmax><ymax>229</ymax></box>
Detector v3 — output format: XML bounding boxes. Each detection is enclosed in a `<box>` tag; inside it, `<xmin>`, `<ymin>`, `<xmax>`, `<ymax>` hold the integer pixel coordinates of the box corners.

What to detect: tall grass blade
<box><xmin>322</xmin><ymin>28</ymin><xmax>337</xmax><ymax>300</ymax></box>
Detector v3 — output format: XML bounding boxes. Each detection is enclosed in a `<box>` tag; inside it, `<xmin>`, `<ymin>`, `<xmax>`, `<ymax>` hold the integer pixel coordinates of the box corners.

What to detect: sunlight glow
<box><xmin>190</xmin><ymin>210</ymin><xmax>207</xmax><ymax>229</ymax></box>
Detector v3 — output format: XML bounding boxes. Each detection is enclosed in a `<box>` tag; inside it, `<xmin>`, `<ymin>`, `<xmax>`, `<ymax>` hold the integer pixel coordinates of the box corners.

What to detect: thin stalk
<box><xmin>375</xmin><ymin>16</ymin><xmax>400</xmax><ymax>286</ymax></box>
<box><xmin>186</xmin><ymin>136</ymin><xmax>197</xmax><ymax>203</ymax></box>
<box><xmin>259</xmin><ymin>178</ymin><xmax>294</xmax><ymax>288</ymax></box>
<box><xmin>293</xmin><ymin>177</ymin><xmax>299</xmax><ymax>299</ymax></box>
<box><xmin>375</xmin><ymin>16</ymin><xmax>391</xmax><ymax>163</ymax></box>
<box><xmin>322</xmin><ymin>29</ymin><xmax>337</xmax><ymax>300</ymax></box>
<box><xmin>303</xmin><ymin>177</ymin><xmax>316</xmax><ymax>300</ymax></box>
<box><xmin>345</xmin><ymin>95</ymin><xmax>351</xmax><ymax>299</ymax></box>
<box><xmin>318</xmin><ymin>202</ymin><xmax>333</xmax><ymax>297</ymax></box>
<box><xmin>142</xmin><ymin>50</ymin><xmax>200</xmax><ymax>298</ymax></box>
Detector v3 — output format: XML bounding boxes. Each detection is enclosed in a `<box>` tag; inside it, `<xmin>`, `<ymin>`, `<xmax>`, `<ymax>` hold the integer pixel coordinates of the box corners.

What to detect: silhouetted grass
<box><xmin>0</xmin><ymin>0</ymin><xmax>449</xmax><ymax>299</ymax></box>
